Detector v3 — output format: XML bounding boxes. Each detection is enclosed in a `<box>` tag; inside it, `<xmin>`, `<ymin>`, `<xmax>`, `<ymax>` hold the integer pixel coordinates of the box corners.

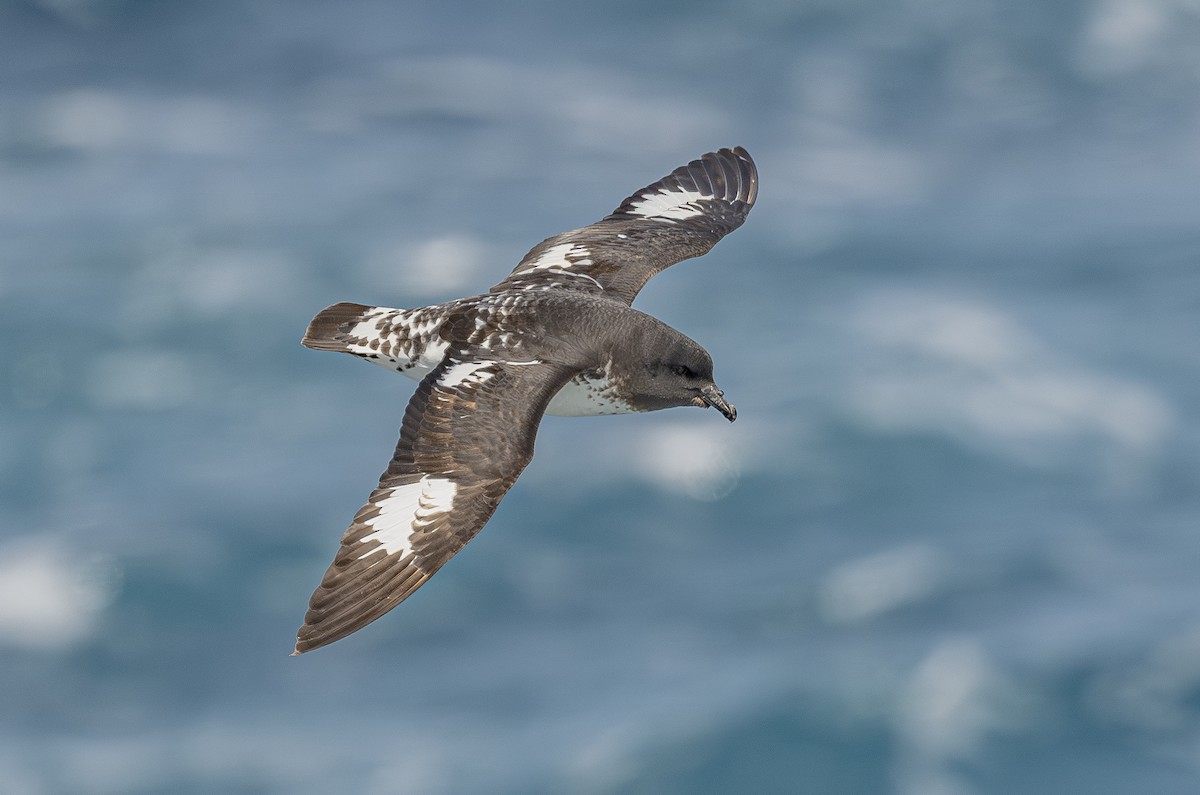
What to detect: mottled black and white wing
<box><xmin>492</xmin><ymin>147</ymin><xmax>757</xmax><ymax>305</ymax></box>
<box><xmin>294</xmin><ymin>352</ymin><xmax>575</xmax><ymax>654</ymax></box>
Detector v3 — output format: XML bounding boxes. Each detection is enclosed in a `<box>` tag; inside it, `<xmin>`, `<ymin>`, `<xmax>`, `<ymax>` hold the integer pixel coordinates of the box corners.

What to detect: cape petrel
<box><xmin>295</xmin><ymin>147</ymin><xmax>757</xmax><ymax>653</ymax></box>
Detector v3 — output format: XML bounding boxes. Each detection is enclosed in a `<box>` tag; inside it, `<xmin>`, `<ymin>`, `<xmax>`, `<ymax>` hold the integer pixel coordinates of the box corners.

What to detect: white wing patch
<box><xmin>440</xmin><ymin>360</ymin><xmax>498</xmax><ymax>389</ymax></box>
<box><xmin>358</xmin><ymin>477</ymin><xmax>458</xmax><ymax>560</ymax></box>
<box><xmin>628</xmin><ymin>187</ymin><xmax>708</xmax><ymax>221</ymax></box>
<box><xmin>522</xmin><ymin>242</ymin><xmax>593</xmax><ymax>271</ymax></box>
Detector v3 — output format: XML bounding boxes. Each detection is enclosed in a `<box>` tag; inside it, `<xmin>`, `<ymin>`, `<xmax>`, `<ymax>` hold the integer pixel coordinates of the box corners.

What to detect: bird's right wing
<box><xmin>294</xmin><ymin>351</ymin><xmax>575</xmax><ymax>654</ymax></box>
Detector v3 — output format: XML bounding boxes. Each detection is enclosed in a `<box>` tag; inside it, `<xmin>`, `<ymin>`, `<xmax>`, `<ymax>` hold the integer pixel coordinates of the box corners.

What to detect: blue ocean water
<box><xmin>2</xmin><ymin>1</ymin><xmax>1199</xmax><ymax>792</ymax></box>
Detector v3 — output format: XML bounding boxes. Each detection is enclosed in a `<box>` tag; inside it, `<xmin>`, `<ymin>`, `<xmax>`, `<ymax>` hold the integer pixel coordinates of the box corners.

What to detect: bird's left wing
<box><xmin>294</xmin><ymin>351</ymin><xmax>576</xmax><ymax>654</ymax></box>
<box><xmin>491</xmin><ymin>147</ymin><xmax>757</xmax><ymax>305</ymax></box>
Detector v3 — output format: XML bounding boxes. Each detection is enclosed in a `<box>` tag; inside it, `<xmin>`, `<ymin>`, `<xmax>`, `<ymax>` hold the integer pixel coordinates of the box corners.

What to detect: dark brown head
<box><xmin>628</xmin><ymin>326</ymin><xmax>736</xmax><ymax>421</ymax></box>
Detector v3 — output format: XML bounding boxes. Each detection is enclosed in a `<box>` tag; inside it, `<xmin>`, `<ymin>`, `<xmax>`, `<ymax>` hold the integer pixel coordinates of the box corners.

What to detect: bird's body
<box><xmin>295</xmin><ymin>147</ymin><xmax>757</xmax><ymax>653</ymax></box>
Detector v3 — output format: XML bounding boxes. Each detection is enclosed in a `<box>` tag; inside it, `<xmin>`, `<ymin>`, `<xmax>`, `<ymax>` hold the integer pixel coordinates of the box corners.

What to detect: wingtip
<box><xmin>292</xmin><ymin>636</ymin><xmax>322</xmax><ymax>655</ymax></box>
<box><xmin>690</xmin><ymin>146</ymin><xmax>757</xmax><ymax>209</ymax></box>
<box><xmin>292</xmin><ymin>626</ymin><xmax>328</xmax><ymax>655</ymax></box>
<box><xmin>716</xmin><ymin>146</ymin><xmax>758</xmax><ymax>208</ymax></box>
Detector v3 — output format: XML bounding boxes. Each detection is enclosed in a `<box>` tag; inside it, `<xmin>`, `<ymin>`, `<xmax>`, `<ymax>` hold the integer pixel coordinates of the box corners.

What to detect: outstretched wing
<box><xmin>492</xmin><ymin>147</ymin><xmax>757</xmax><ymax>305</ymax></box>
<box><xmin>294</xmin><ymin>352</ymin><xmax>575</xmax><ymax>654</ymax></box>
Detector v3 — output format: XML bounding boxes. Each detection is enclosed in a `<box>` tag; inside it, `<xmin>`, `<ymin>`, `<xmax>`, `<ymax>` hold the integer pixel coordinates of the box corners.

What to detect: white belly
<box><xmin>546</xmin><ymin>371</ymin><xmax>635</xmax><ymax>416</ymax></box>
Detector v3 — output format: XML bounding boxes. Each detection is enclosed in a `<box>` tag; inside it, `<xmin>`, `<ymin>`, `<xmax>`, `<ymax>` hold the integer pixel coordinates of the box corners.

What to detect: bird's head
<box><xmin>636</xmin><ymin>334</ymin><xmax>736</xmax><ymax>421</ymax></box>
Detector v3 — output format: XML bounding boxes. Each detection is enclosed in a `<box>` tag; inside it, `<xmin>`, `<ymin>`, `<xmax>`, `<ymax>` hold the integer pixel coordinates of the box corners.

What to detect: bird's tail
<box><xmin>301</xmin><ymin>302</ymin><xmax>448</xmax><ymax>378</ymax></box>
<box><xmin>301</xmin><ymin>301</ymin><xmax>374</xmax><ymax>352</ymax></box>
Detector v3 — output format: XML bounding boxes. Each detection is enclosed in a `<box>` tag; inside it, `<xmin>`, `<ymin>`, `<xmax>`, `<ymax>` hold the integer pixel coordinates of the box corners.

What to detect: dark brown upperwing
<box><xmin>294</xmin><ymin>353</ymin><xmax>575</xmax><ymax>653</ymax></box>
<box><xmin>491</xmin><ymin>147</ymin><xmax>757</xmax><ymax>305</ymax></box>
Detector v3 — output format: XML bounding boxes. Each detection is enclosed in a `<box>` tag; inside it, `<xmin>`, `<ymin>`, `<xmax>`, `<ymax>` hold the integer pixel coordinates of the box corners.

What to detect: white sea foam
<box><xmin>845</xmin><ymin>290</ymin><xmax>1173</xmax><ymax>474</ymax></box>
<box><xmin>632</xmin><ymin>420</ymin><xmax>741</xmax><ymax>501</ymax></box>
<box><xmin>0</xmin><ymin>538</ymin><xmax>116</xmax><ymax>650</ymax></box>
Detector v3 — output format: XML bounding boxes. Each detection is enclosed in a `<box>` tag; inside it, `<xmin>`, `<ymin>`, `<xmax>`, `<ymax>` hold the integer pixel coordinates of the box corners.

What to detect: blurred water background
<box><xmin>2</xmin><ymin>1</ymin><xmax>1200</xmax><ymax>792</ymax></box>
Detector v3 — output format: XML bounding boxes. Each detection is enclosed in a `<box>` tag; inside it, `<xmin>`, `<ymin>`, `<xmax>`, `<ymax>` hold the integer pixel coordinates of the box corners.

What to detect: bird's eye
<box><xmin>670</xmin><ymin>364</ymin><xmax>694</xmax><ymax>378</ymax></box>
